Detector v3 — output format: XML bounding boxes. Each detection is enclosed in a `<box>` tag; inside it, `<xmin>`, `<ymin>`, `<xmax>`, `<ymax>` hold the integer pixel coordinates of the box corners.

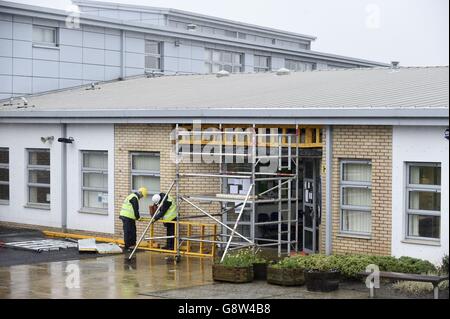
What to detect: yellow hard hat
<box><xmin>138</xmin><ymin>187</ymin><xmax>148</xmax><ymax>198</ymax></box>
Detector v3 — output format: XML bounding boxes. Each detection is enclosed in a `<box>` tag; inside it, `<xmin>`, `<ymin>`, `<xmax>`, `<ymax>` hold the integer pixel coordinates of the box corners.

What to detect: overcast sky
<box><xmin>11</xmin><ymin>0</ymin><xmax>449</xmax><ymax>66</ymax></box>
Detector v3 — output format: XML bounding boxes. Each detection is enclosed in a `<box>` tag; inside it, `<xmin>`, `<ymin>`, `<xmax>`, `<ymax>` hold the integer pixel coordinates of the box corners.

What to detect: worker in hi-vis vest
<box><xmin>119</xmin><ymin>187</ymin><xmax>148</xmax><ymax>252</ymax></box>
<box><xmin>151</xmin><ymin>193</ymin><xmax>177</xmax><ymax>250</ymax></box>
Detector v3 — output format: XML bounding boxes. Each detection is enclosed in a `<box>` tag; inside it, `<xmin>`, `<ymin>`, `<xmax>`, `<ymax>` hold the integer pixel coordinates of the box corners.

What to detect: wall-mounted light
<box><xmin>174</xmin><ymin>39</ymin><xmax>181</xmax><ymax>47</ymax></box>
<box><xmin>41</xmin><ymin>136</ymin><xmax>54</xmax><ymax>143</ymax></box>
<box><xmin>58</xmin><ymin>137</ymin><xmax>74</xmax><ymax>144</ymax></box>
<box><xmin>445</xmin><ymin>128</ymin><xmax>449</xmax><ymax>140</ymax></box>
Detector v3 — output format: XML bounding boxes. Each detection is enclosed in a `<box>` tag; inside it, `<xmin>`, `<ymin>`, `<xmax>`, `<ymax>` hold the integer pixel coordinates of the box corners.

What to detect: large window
<box><xmin>33</xmin><ymin>25</ymin><xmax>57</xmax><ymax>47</ymax></box>
<box><xmin>145</xmin><ymin>40</ymin><xmax>162</xmax><ymax>71</ymax></box>
<box><xmin>81</xmin><ymin>151</ymin><xmax>108</xmax><ymax>212</ymax></box>
<box><xmin>204</xmin><ymin>49</ymin><xmax>243</xmax><ymax>73</ymax></box>
<box><xmin>340</xmin><ymin>160</ymin><xmax>372</xmax><ymax>235</ymax></box>
<box><xmin>27</xmin><ymin>149</ymin><xmax>50</xmax><ymax>207</ymax></box>
<box><xmin>0</xmin><ymin>148</ymin><xmax>9</xmax><ymax>203</ymax></box>
<box><xmin>254</xmin><ymin>55</ymin><xmax>271</xmax><ymax>73</ymax></box>
<box><xmin>131</xmin><ymin>153</ymin><xmax>160</xmax><ymax>214</ymax></box>
<box><xmin>406</xmin><ymin>163</ymin><xmax>441</xmax><ymax>240</ymax></box>
<box><xmin>285</xmin><ymin>59</ymin><xmax>315</xmax><ymax>72</ymax></box>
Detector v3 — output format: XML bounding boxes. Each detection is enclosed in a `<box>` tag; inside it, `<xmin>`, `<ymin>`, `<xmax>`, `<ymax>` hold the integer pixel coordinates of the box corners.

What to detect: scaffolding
<box><xmin>130</xmin><ymin>124</ymin><xmax>302</xmax><ymax>262</ymax></box>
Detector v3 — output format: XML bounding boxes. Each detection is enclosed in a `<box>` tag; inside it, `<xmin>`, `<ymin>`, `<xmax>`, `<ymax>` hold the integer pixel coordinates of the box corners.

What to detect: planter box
<box><xmin>305</xmin><ymin>270</ymin><xmax>340</xmax><ymax>292</ymax></box>
<box><xmin>253</xmin><ymin>262</ymin><xmax>268</xmax><ymax>281</ymax></box>
<box><xmin>267</xmin><ymin>266</ymin><xmax>305</xmax><ymax>286</ymax></box>
<box><xmin>212</xmin><ymin>264</ymin><xmax>254</xmax><ymax>283</ymax></box>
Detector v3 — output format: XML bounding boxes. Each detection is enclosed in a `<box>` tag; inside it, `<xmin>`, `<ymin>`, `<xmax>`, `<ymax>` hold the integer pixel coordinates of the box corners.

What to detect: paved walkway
<box><xmin>0</xmin><ymin>252</ymin><xmax>446</xmax><ymax>299</ymax></box>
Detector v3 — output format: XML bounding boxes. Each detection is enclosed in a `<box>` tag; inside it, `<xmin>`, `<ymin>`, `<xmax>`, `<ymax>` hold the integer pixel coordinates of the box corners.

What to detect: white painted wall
<box><xmin>66</xmin><ymin>124</ymin><xmax>115</xmax><ymax>234</ymax></box>
<box><xmin>0</xmin><ymin>123</ymin><xmax>63</xmax><ymax>228</ymax></box>
<box><xmin>392</xmin><ymin>126</ymin><xmax>449</xmax><ymax>264</ymax></box>
<box><xmin>0</xmin><ymin>123</ymin><xmax>115</xmax><ymax>234</ymax></box>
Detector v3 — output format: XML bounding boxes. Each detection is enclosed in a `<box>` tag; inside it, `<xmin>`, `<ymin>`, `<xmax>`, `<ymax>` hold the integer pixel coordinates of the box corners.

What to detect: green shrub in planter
<box><xmin>213</xmin><ymin>248</ymin><xmax>269</xmax><ymax>283</ymax></box>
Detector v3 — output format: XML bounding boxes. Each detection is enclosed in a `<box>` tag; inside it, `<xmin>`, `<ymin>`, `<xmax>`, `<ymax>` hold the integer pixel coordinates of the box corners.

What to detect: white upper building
<box><xmin>0</xmin><ymin>0</ymin><xmax>388</xmax><ymax>100</ymax></box>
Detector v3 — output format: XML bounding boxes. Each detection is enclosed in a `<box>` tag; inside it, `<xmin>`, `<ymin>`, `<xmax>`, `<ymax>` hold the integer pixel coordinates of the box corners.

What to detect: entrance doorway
<box><xmin>301</xmin><ymin>158</ymin><xmax>321</xmax><ymax>253</ymax></box>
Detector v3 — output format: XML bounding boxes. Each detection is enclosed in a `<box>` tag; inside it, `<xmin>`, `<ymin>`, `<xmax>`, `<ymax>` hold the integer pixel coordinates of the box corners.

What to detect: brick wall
<box><xmin>114</xmin><ymin>124</ymin><xmax>221</xmax><ymax>249</ymax></box>
<box><xmin>320</xmin><ymin>125</ymin><xmax>392</xmax><ymax>256</ymax></box>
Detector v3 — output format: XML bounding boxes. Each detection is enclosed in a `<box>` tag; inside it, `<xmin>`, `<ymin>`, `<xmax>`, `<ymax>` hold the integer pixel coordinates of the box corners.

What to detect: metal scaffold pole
<box><xmin>167</xmin><ymin>125</ymin><xmax>302</xmax><ymax>262</ymax></box>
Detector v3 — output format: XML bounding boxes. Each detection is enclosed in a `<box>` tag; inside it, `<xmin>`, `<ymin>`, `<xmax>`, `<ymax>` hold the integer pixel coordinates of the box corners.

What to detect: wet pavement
<box><xmin>0</xmin><ymin>250</ymin><xmax>446</xmax><ymax>299</ymax></box>
<box><xmin>0</xmin><ymin>252</ymin><xmax>213</xmax><ymax>299</ymax></box>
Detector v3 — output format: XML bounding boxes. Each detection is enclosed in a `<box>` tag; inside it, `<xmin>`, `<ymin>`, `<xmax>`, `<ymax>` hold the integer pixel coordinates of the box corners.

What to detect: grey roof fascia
<box><xmin>0</xmin><ymin>107</ymin><xmax>447</xmax><ymax>123</ymax></box>
<box><xmin>0</xmin><ymin>1</ymin><xmax>387</xmax><ymax>67</ymax></box>
<box><xmin>0</xmin><ymin>117</ymin><xmax>446</xmax><ymax>127</ymax></box>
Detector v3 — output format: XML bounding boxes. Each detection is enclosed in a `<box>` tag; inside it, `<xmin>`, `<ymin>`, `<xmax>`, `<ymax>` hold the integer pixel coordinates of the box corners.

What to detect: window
<box><xmin>131</xmin><ymin>153</ymin><xmax>160</xmax><ymax>214</ymax></box>
<box><xmin>238</xmin><ymin>32</ymin><xmax>247</xmax><ymax>40</ymax></box>
<box><xmin>285</xmin><ymin>59</ymin><xmax>315</xmax><ymax>72</ymax></box>
<box><xmin>33</xmin><ymin>25</ymin><xmax>57</xmax><ymax>47</ymax></box>
<box><xmin>406</xmin><ymin>163</ymin><xmax>441</xmax><ymax>240</ymax></box>
<box><xmin>254</xmin><ymin>55</ymin><xmax>271</xmax><ymax>73</ymax></box>
<box><xmin>204</xmin><ymin>48</ymin><xmax>243</xmax><ymax>73</ymax></box>
<box><xmin>27</xmin><ymin>149</ymin><xmax>50</xmax><ymax>207</ymax></box>
<box><xmin>145</xmin><ymin>40</ymin><xmax>162</xmax><ymax>71</ymax></box>
<box><xmin>340</xmin><ymin>161</ymin><xmax>372</xmax><ymax>235</ymax></box>
<box><xmin>81</xmin><ymin>151</ymin><xmax>108</xmax><ymax>212</ymax></box>
<box><xmin>0</xmin><ymin>148</ymin><xmax>9</xmax><ymax>203</ymax></box>
<box><xmin>225</xmin><ymin>30</ymin><xmax>238</xmax><ymax>38</ymax></box>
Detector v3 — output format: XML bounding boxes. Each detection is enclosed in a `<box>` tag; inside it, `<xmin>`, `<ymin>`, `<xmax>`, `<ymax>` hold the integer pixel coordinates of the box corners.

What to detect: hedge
<box><xmin>273</xmin><ymin>254</ymin><xmax>436</xmax><ymax>279</ymax></box>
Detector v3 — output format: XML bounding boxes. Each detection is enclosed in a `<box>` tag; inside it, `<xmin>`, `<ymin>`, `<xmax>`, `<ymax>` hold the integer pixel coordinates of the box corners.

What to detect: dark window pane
<box><xmin>0</xmin><ymin>184</ymin><xmax>9</xmax><ymax>201</ymax></box>
<box><xmin>29</xmin><ymin>151</ymin><xmax>50</xmax><ymax>165</ymax></box>
<box><xmin>408</xmin><ymin>215</ymin><xmax>440</xmax><ymax>239</ymax></box>
<box><xmin>0</xmin><ymin>150</ymin><xmax>8</xmax><ymax>164</ymax></box>
<box><xmin>409</xmin><ymin>191</ymin><xmax>440</xmax><ymax>211</ymax></box>
<box><xmin>409</xmin><ymin>165</ymin><xmax>441</xmax><ymax>185</ymax></box>
<box><xmin>0</xmin><ymin>168</ymin><xmax>9</xmax><ymax>182</ymax></box>
<box><xmin>29</xmin><ymin>170</ymin><xmax>50</xmax><ymax>184</ymax></box>
<box><xmin>29</xmin><ymin>186</ymin><xmax>50</xmax><ymax>204</ymax></box>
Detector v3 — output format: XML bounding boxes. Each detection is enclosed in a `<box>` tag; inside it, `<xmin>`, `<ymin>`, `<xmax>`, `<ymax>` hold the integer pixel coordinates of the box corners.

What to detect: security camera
<box><xmin>57</xmin><ymin>137</ymin><xmax>74</xmax><ymax>144</ymax></box>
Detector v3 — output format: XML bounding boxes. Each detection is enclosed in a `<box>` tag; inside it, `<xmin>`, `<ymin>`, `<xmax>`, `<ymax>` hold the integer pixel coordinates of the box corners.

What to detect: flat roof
<box><xmin>0</xmin><ymin>67</ymin><xmax>448</xmax><ymax>126</ymax></box>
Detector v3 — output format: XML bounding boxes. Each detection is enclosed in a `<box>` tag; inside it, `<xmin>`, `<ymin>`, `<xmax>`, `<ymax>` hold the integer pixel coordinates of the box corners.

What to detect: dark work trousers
<box><xmin>164</xmin><ymin>219</ymin><xmax>177</xmax><ymax>250</ymax></box>
<box><xmin>120</xmin><ymin>216</ymin><xmax>137</xmax><ymax>249</ymax></box>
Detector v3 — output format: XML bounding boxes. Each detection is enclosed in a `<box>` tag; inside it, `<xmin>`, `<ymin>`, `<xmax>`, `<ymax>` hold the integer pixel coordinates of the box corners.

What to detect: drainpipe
<box><xmin>61</xmin><ymin>124</ymin><xmax>68</xmax><ymax>232</ymax></box>
<box><xmin>325</xmin><ymin>126</ymin><xmax>333</xmax><ymax>255</ymax></box>
<box><xmin>120</xmin><ymin>30</ymin><xmax>125</xmax><ymax>80</ymax></box>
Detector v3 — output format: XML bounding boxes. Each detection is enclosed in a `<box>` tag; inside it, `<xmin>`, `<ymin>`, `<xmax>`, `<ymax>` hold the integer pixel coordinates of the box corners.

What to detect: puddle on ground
<box><xmin>0</xmin><ymin>252</ymin><xmax>213</xmax><ymax>299</ymax></box>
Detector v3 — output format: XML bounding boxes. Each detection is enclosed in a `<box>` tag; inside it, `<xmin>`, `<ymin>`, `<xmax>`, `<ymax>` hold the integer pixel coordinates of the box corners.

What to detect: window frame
<box><xmin>204</xmin><ymin>48</ymin><xmax>244</xmax><ymax>73</ymax></box>
<box><xmin>405</xmin><ymin>162</ymin><xmax>441</xmax><ymax>241</ymax></box>
<box><xmin>26</xmin><ymin>148</ymin><xmax>50</xmax><ymax>209</ymax></box>
<box><xmin>144</xmin><ymin>40</ymin><xmax>163</xmax><ymax>72</ymax></box>
<box><xmin>32</xmin><ymin>25</ymin><xmax>58</xmax><ymax>47</ymax></box>
<box><xmin>0</xmin><ymin>148</ymin><xmax>9</xmax><ymax>205</ymax></box>
<box><xmin>130</xmin><ymin>152</ymin><xmax>161</xmax><ymax>214</ymax></box>
<box><xmin>285</xmin><ymin>59</ymin><xmax>315</xmax><ymax>72</ymax></box>
<box><xmin>254</xmin><ymin>55</ymin><xmax>271</xmax><ymax>73</ymax></box>
<box><xmin>339</xmin><ymin>160</ymin><xmax>372</xmax><ymax>236</ymax></box>
<box><xmin>80</xmin><ymin>151</ymin><xmax>109</xmax><ymax>214</ymax></box>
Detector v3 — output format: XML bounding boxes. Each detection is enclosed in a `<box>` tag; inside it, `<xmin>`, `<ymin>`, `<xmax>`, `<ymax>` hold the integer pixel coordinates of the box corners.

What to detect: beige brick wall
<box><xmin>320</xmin><ymin>125</ymin><xmax>392</xmax><ymax>256</ymax></box>
<box><xmin>114</xmin><ymin>124</ymin><xmax>221</xmax><ymax>248</ymax></box>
